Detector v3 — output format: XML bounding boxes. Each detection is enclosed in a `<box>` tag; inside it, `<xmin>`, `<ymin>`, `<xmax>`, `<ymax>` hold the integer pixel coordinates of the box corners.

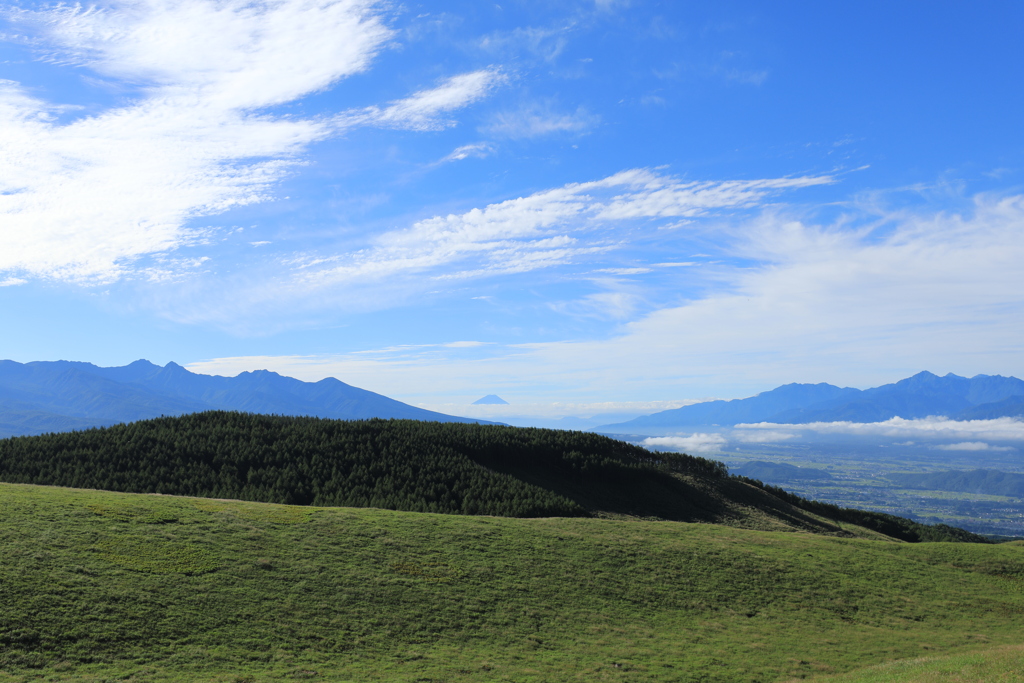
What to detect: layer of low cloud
<box><xmin>737</xmin><ymin>417</ymin><xmax>1024</xmax><ymax>444</ymax></box>
<box><xmin>644</xmin><ymin>421</ymin><xmax>1023</xmax><ymax>455</ymax></box>
<box><xmin>0</xmin><ymin>0</ymin><xmax>499</xmax><ymax>283</ymax></box>
<box><xmin>641</xmin><ymin>429</ymin><xmax>793</xmax><ymax>455</ymax></box>
<box><xmin>731</xmin><ymin>430</ymin><xmax>797</xmax><ymax>443</ymax></box>
<box><xmin>643</xmin><ymin>434</ymin><xmax>727</xmax><ymax>454</ymax></box>
<box><xmin>934</xmin><ymin>442</ymin><xmax>1015</xmax><ymax>452</ymax></box>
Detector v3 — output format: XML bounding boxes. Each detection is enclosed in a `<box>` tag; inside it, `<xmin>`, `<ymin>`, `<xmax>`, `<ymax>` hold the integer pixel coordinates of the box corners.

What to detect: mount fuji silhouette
<box><xmin>472</xmin><ymin>394</ymin><xmax>509</xmax><ymax>405</ymax></box>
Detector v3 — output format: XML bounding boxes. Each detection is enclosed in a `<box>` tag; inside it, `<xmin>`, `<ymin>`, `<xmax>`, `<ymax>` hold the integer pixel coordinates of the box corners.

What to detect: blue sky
<box><xmin>2</xmin><ymin>0</ymin><xmax>1023</xmax><ymax>417</ymax></box>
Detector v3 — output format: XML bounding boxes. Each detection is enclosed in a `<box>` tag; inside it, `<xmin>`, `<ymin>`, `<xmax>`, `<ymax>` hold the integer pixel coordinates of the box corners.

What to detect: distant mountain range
<box><xmin>5</xmin><ymin>362</ymin><xmax>1022</xmax><ymax>440</ymax></box>
<box><xmin>731</xmin><ymin>461</ymin><xmax>833</xmax><ymax>483</ymax></box>
<box><xmin>0</xmin><ymin>359</ymin><xmax>489</xmax><ymax>438</ymax></box>
<box><xmin>599</xmin><ymin>371</ymin><xmax>1024</xmax><ymax>435</ymax></box>
<box><xmin>887</xmin><ymin>469</ymin><xmax>1024</xmax><ymax>498</ymax></box>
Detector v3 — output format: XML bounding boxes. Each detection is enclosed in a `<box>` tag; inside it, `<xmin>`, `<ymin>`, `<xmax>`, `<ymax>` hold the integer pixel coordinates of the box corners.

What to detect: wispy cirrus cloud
<box><xmin>0</xmin><ymin>0</ymin><xmax>500</xmax><ymax>284</ymax></box>
<box><xmin>180</xmin><ymin>188</ymin><xmax>1024</xmax><ymax>401</ymax></box>
<box><xmin>478</xmin><ymin>25</ymin><xmax>571</xmax><ymax>64</ymax></box>
<box><xmin>145</xmin><ymin>167</ymin><xmax>823</xmax><ymax>329</ymax></box>
<box><xmin>549</xmin><ymin>289</ymin><xmax>644</xmax><ymax>321</ymax></box>
<box><xmin>483</xmin><ymin>103</ymin><xmax>599</xmax><ymax>138</ymax></box>
<box><xmin>439</xmin><ymin>142</ymin><xmax>495</xmax><ymax>163</ymax></box>
<box><xmin>336</xmin><ymin>68</ymin><xmax>504</xmax><ymax>132</ymax></box>
<box><xmin>280</xmin><ymin>168</ymin><xmax>830</xmax><ymax>300</ymax></box>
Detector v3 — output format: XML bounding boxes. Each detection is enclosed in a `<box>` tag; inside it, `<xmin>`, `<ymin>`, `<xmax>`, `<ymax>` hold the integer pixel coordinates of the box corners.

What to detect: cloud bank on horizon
<box><xmin>2</xmin><ymin>0</ymin><xmax>1024</xmax><ymax>404</ymax></box>
<box><xmin>644</xmin><ymin>417</ymin><xmax>1024</xmax><ymax>454</ymax></box>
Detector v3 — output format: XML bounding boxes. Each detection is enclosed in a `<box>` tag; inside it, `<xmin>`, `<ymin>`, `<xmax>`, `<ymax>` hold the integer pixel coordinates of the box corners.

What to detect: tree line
<box><xmin>0</xmin><ymin>411</ymin><xmax>723</xmax><ymax>518</ymax></box>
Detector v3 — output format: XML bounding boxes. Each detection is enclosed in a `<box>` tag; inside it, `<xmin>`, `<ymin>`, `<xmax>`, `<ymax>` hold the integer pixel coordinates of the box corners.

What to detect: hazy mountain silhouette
<box><xmin>0</xmin><ymin>359</ymin><xmax>491</xmax><ymax>437</ymax></box>
<box><xmin>887</xmin><ymin>469</ymin><xmax>1024</xmax><ymax>498</ymax></box>
<box><xmin>599</xmin><ymin>372</ymin><xmax>1024</xmax><ymax>434</ymax></box>
<box><xmin>956</xmin><ymin>395</ymin><xmax>1024</xmax><ymax>420</ymax></box>
<box><xmin>473</xmin><ymin>394</ymin><xmax>508</xmax><ymax>405</ymax></box>
<box><xmin>731</xmin><ymin>461</ymin><xmax>833</xmax><ymax>482</ymax></box>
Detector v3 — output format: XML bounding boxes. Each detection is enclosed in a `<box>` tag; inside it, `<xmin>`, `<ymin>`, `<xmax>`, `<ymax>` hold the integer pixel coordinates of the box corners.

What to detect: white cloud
<box><xmin>643</xmin><ymin>434</ymin><xmax>727</xmax><ymax>454</ymax></box>
<box><xmin>483</xmin><ymin>104</ymin><xmax>599</xmax><ymax>138</ymax></box>
<box><xmin>580</xmin><ymin>291</ymin><xmax>642</xmax><ymax>319</ymax></box>
<box><xmin>0</xmin><ymin>277</ymin><xmax>27</xmax><ymax>286</ymax></box>
<box><xmin>479</xmin><ymin>191</ymin><xmax>1024</xmax><ymax>397</ymax></box>
<box><xmin>934</xmin><ymin>442</ymin><xmax>1015</xmax><ymax>452</ymax></box>
<box><xmin>478</xmin><ymin>25</ymin><xmax>570</xmax><ymax>63</ymax></box>
<box><xmin>290</xmin><ymin>168</ymin><xmax>830</xmax><ymax>296</ymax></box>
<box><xmin>178</xmin><ymin>177</ymin><xmax>1024</xmax><ymax>397</ymax></box>
<box><xmin>730</xmin><ymin>430</ymin><xmax>795</xmax><ymax>443</ymax></box>
<box><xmin>595</xmin><ymin>267</ymin><xmax>652</xmax><ymax>275</ymax></box>
<box><xmin>337</xmin><ymin>69</ymin><xmax>504</xmax><ymax>132</ymax></box>
<box><xmin>440</xmin><ymin>142</ymin><xmax>495</xmax><ymax>163</ymax></box>
<box><xmin>444</xmin><ymin>340</ymin><xmax>489</xmax><ymax>348</ymax></box>
<box><xmin>736</xmin><ymin>417</ymin><xmax>1024</xmax><ymax>443</ymax></box>
<box><xmin>152</xmin><ymin>168</ymin><xmax>823</xmax><ymax>329</ymax></box>
<box><xmin>0</xmin><ymin>0</ymin><xmax>498</xmax><ymax>284</ymax></box>
<box><xmin>11</xmin><ymin>0</ymin><xmax>391</xmax><ymax>107</ymax></box>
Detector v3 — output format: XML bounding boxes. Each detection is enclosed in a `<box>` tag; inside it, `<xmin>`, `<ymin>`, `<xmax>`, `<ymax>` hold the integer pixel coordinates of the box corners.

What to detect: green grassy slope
<box><xmin>0</xmin><ymin>413</ymin><xmax>987</xmax><ymax>542</ymax></box>
<box><xmin>812</xmin><ymin>643</ymin><xmax>1024</xmax><ymax>682</ymax></box>
<box><xmin>1</xmin><ymin>483</ymin><xmax>1022</xmax><ymax>683</ymax></box>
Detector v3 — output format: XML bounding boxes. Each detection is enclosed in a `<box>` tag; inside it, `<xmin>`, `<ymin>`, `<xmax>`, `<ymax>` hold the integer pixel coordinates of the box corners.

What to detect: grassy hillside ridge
<box><xmin>0</xmin><ymin>411</ymin><xmax>986</xmax><ymax>542</ymax></box>
<box><xmin>1</xmin><ymin>483</ymin><xmax>1023</xmax><ymax>682</ymax></box>
<box><xmin>733</xmin><ymin>477</ymin><xmax>987</xmax><ymax>544</ymax></box>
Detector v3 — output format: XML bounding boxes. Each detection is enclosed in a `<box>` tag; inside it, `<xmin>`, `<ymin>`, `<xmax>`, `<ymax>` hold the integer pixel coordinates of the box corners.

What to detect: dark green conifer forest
<box><xmin>0</xmin><ymin>412</ymin><xmax>721</xmax><ymax>517</ymax></box>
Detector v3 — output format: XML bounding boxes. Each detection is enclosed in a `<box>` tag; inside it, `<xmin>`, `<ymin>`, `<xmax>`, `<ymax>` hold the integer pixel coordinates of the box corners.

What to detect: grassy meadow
<box><xmin>1</xmin><ymin>482</ymin><xmax>1023</xmax><ymax>682</ymax></box>
<box><xmin>813</xmin><ymin>643</ymin><xmax>1024</xmax><ymax>682</ymax></box>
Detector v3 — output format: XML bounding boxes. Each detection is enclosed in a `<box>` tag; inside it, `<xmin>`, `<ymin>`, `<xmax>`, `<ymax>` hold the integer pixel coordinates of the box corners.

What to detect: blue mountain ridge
<box><xmin>0</xmin><ymin>359</ymin><xmax>492</xmax><ymax>438</ymax></box>
<box><xmin>598</xmin><ymin>371</ymin><xmax>1024</xmax><ymax>434</ymax></box>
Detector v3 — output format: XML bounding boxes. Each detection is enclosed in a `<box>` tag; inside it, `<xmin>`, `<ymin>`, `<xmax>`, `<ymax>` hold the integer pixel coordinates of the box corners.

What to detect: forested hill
<box><xmin>0</xmin><ymin>412</ymin><xmax>985</xmax><ymax>543</ymax></box>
